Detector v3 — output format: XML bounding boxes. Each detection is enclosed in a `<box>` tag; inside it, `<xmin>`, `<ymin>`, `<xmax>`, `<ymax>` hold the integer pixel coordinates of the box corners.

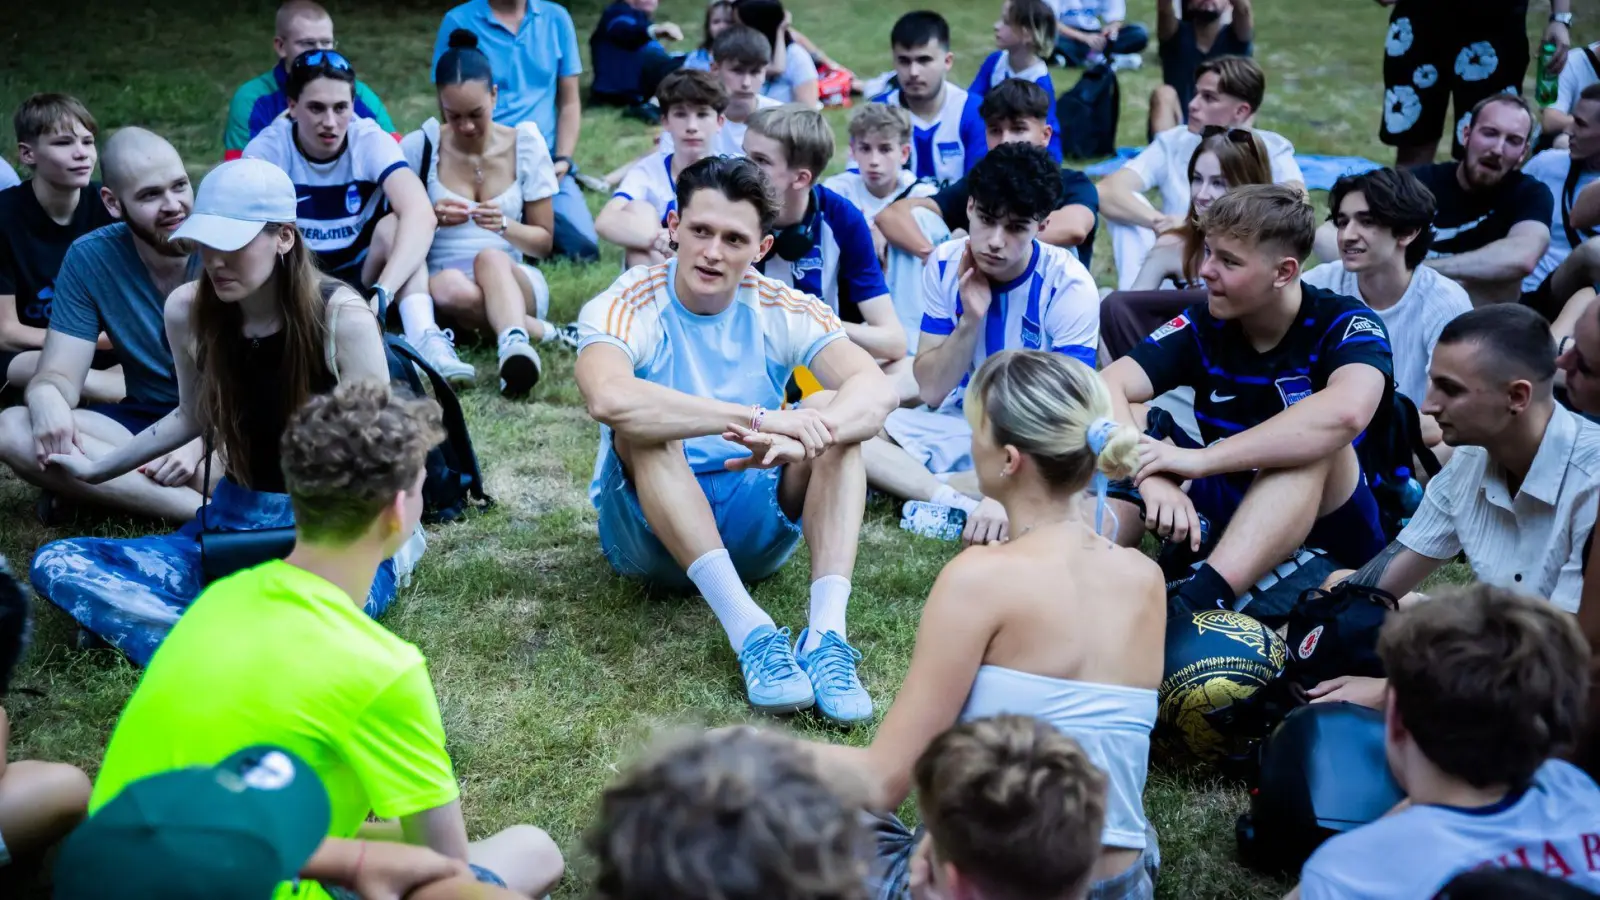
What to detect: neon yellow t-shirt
<box><xmin>90</xmin><ymin>560</ymin><xmax>459</xmax><ymax>898</ymax></box>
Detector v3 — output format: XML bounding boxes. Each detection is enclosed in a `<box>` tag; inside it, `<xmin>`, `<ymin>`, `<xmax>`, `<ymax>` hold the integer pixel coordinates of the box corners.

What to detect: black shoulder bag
<box><xmin>195</xmin><ymin>433</ymin><xmax>296</xmax><ymax>585</ymax></box>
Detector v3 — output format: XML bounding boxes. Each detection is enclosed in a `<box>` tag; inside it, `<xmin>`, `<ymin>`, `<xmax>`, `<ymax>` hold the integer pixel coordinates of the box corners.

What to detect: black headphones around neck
<box><xmin>770</xmin><ymin>187</ymin><xmax>823</xmax><ymax>262</ymax></box>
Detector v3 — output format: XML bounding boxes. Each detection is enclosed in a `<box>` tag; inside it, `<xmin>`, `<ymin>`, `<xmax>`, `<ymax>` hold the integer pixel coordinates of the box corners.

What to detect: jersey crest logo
<box><xmin>344</xmin><ymin>183</ymin><xmax>362</xmax><ymax>214</ymax></box>
<box><xmin>937</xmin><ymin>140</ymin><xmax>962</xmax><ymax>160</ymax></box>
<box><xmin>1298</xmin><ymin>624</ymin><xmax>1324</xmax><ymax>660</ymax></box>
<box><xmin>1276</xmin><ymin>375</ymin><xmax>1314</xmax><ymax>408</ymax></box>
<box><xmin>1343</xmin><ymin>315</ymin><xmax>1383</xmax><ymax>341</ymax></box>
<box><xmin>1149</xmin><ymin>314</ymin><xmax>1190</xmax><ymax>342</ymax></box>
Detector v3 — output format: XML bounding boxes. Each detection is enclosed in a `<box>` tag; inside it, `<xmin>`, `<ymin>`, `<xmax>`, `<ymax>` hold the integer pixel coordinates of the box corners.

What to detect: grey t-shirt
<box><xmin>50</xmin><ymin>223</ymin><xmax>187</xmax><ymax>406</ymax></box>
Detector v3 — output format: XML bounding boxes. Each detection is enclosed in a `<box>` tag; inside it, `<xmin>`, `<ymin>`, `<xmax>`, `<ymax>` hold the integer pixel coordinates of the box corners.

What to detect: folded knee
<box><xmin>1150</xmin><ymin>85</ymin><xmax>1179</xmax><ymax>107</ymax></box>
<box><xmin>474</xmin><ymin>246</ymin><xmax>515</xmax><ymax>274</ymax></box>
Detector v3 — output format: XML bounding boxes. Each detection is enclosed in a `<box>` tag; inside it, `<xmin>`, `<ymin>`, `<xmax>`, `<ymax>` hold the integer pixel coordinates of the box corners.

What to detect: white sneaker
<box><xmin>1111</xmin><ymin>53</ymin><xmax>1143</xmax><ymax>72</ymax></box>
<box><xmin>417</xmin><ymin>328</ymin><xmax>476</xmax><ymax>387</ymax></box>
<box><xmin>497</xmin><ymin>327</ymin><xmax>542</xmax><ymax>397</ymax></box>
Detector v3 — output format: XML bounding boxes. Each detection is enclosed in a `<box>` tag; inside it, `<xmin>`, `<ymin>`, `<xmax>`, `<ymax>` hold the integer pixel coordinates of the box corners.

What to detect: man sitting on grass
<box><xmin>659</xmin><ymin>26</ymin><xmax>780</xmax><ymax>161</ymax></box>
<box><xmin>822</xmin><ymin>103</ymin><xmax>937</xmax><ymax>267</ymax></box>
<box><xmin>589</xmin><ymin>727</ymin><xmax>868</xmax><ymax>900</ymax></box>
<box><xmin>862</xmin><ymin>142</ymin><xmax>1099</xmax><ymax>545</ymax></box>
<box><xmin>224</xmin><ymin>0</ymin><xmax>395</xmax><ymax>160</ymax></box>
<box><xmin>597</xmin><ymin>69</ymin><xmax>727</xmax><ymax>269</ymax></box>
<box><xmin>1289</xmin><ymin>584</ymin><xmax>1600</xmax><ymax>899</ymax></box>
<box><xmin>874</xmin><ymin>79</ymin><xmax>1098</xmax><ymax>351</ymax></box>
<box><xmin>88</xmin><ymin>382</ymin><xmax>564</xmax><ymax>899</ymax></box>
<box><xmin>1103</xmin><ymin>185</ymin><xmax>1394</xmax><ymax>614</ymax></box>
<box><xmin>869</xmin><ymin>10</ymin><xmax>984</xmax><ymax>186</ymax></box>
<box><xmin>1310</xmin><ymin>305</ymin><xmax>1600</xmax><ymax>708</ymax></box>
<box><xmin>575</xmin><ymin>156</ymin><xmax>897</xmax><ymax>725</ymax></box>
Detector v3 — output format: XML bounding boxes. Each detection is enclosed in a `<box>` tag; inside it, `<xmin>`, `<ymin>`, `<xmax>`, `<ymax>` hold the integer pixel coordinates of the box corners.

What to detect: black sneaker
<box><xmin>623</xmin><ymin>103</ymin><xmax>662</xmax><ymax>126</ymax></box>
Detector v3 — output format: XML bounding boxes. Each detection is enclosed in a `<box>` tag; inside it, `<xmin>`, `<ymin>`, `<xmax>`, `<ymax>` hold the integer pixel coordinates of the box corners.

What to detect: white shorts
<box><xmin>434</xmin><ymin>258</ymin><xmax>551</xmax><ymax>320</ymax></box>
<box><xmin>883</xmin><ymin>405</ymin><xmax>973</xmax><ymax>476</ymax></box>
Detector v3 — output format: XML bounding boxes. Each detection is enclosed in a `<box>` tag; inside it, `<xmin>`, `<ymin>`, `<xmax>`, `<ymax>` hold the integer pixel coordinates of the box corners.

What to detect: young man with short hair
<box><xmin>0</xmin><ymin>128</ymin><xmax>206</xmax><ymax>523</ymax></box>
<box><xmin>870</xmin><ymin>10</ymin><xmax>986</xmax><ymax>186</ymax></box>
<box><xmin>1520</xmin><ymin>84</ymin><xmax>1600</xmax><ymax>324</ymax></box>
<box><xmin>1103</xmin><ymin>185</ymin><xmax>1395</xmax><ymax>614</ymax></box>
<box><xmin>1289</xmin><ymin>584</ymin><xmax>1600</xmax><ymax>899</ymax></box>
<box><xmin>589</xmin><ymin>728</ymin><xmax>868</xmax><ymax>900</ymax></box>
<box><xmin>89</xmin><ymin>382</ymin><xmax>564</xmax><ymax>899</ymax></box>
<box><xmin>744</xmin><ymin>105</ymin><xmax>908</xmax><ymax>376</ymax></box>
<box><xmin>1546</xmin><ymin>39</ymin><xmax>1600</xmax><ymax>149</ymax></box>
<box><xmin>659</xmin><ymin>25</ymin><xmax>780</xmax><ymax>160</ymax></box>
<box><xmin>876</xmin><ymin>79</ymin><xmax>1099</xmax><ymax>351</ymax></box>
<box><xmin>1303</xmin><ymin>167</ymin><xmax>1471</xmax><ymax>407</ymax></box>
<box><xmin>892</xmin><ymin>716</ymin><xmax>1113</xmax><ymax>900</ymax></box>
<box><xmin>1399</xmin><ymin>94</ymin><xmax>1553</xmax><ymax>307</ymax></box>
<box><xmin>223</xmin><ymin>1</ymin><xmax>396</xmax><ymax>160</ymax></box>
<box><xmin>1099</xmin><ymin>55</ymin><xmax>1303</xmax><ymax>289</ymax></box>
<box><xmin>434</xmin><ymin>0</ymin><xmax>598</xmax><ymax>261</ymax></box>
<box><xmin>597</xmin><ymin>68</ymin><xmax>726</xmax><ymax>268</ymax></box>
<box><xmin>823</xmin><ymin>103</ymin><xmax>937</xmax><ymax>264</ymax></box>
<box><xmin>1151</xmin><ymin>0</ymin><xmax>1253</xmax><ymax>136</ymax></box>
<box><xmin>0</xmin><ymin>94</ymin><xmax>116</xmax><ymax>400</ymax></box>
<box><xmin>863</xmin><ymin>142</ymin><xmax>1099</xmax><ymax>543</ymax></box>
<box><xmin>574</xmin><ymin>156</ymin><xmax>897</xmax><ymax>724</ymax></box>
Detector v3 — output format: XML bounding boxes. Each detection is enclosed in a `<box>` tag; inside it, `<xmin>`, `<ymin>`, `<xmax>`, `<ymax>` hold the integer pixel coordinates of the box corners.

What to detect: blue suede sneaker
<box><xmin>796</xmin><ymin>629</ymin><xmax>873</xmax><ymax>725</ymax></box>
<box><xmin>738</xmin><ymin>625</ymin><xmax>815</xmax><ymax>715</ymax></box>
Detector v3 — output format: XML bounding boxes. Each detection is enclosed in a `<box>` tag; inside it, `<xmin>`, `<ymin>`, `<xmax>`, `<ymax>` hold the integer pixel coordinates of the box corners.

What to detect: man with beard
<box><xmin>1520</xmin><ymin>85</ymin><xmax>1600</xmax><ymax>327</ymax></box>
<box><xmin>1406</xmin><ymin>95</ymin><xmax>1552</xmax><ymax>306</ymax></box>
<box><xmin>1150</xmin><ymin>0</ymin><xmax>1253</xmax><ymax>138</ymax></box>
<box><xmin>0</xmin><ymin>128</ymin><xmax>208</xmax><ymax>522</ymax></box>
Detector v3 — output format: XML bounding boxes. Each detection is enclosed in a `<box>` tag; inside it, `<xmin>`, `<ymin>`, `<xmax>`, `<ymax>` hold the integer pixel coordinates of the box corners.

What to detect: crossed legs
<box><xmin>431</xmin><ymin>248</ymin><xmax>551</xmax><ymax>341</ymax></box>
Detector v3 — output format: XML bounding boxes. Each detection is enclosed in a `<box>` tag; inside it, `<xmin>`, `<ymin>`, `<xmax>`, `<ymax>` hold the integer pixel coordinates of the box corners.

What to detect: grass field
<box><xmin>1</xmin><ymin>0</ymin><xmax>1595</xmax><ymax>896</ymax></box>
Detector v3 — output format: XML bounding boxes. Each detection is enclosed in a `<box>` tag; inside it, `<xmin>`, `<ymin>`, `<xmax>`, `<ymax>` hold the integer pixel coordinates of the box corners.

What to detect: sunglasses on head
<box><xmin>293</xmin><ymin>49</ymin><xmax>352</xmax><ymax>72</ymax></box>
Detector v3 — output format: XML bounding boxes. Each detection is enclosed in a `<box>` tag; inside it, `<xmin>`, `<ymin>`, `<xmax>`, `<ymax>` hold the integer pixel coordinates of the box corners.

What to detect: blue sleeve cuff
<box><xmin>1052</xmin><ymin>344</ymin><xmax>1096</xmax><ymax>367</ymax></box>
<box><xmin>800</xmin><ymin>329</ymin><xmax>849</xmax><ymax>370</ymax></box>
<box><xmin>921</xmin><ymin>315</ymin><xmax>957</xmax><ymax>336</ymax></box>
<box><xmin>376</xmin><ymin>159</ymin><xmax>408</xmax><ymax>184</ymax></box>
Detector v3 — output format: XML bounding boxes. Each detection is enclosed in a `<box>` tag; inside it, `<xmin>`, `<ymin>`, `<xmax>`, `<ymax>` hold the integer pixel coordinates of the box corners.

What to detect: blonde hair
<box><xmin>1004</xmin><ymin>0</ymin><xmax>1056</xmax><ymax>59</ymax></box>
<box><xmin>847</xmin><ymin>102</ymin><xmax>912</xmax><ymax>146</ymax></box>
<box><xmin>746</xmin><ymin>104</ymin><xmax>836</xmax><ymax>177</ymax></box>
<box><xmin>963</xmin><ymin>350</ymin><xmax>1139</xmax><ymax>492</ymax></box>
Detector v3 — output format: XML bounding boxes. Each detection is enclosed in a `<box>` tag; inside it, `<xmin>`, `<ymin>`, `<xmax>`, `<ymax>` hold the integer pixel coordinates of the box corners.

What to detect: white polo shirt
<box><xmin>1123</xmin><ymin>125</ymin><xmax>1303</xmax><ymax>217</ymax></box>
<box><xmin>1397</xmin><ymin>404</ymin><xmax>1600</xmax><ymax>613</ymax></box>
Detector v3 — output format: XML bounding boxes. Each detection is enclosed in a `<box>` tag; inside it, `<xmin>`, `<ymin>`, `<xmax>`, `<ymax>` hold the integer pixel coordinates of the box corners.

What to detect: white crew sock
<box><xmin>398</xmin><ymin>293</ymin><xmax>439</xmax><ymax>346</ymax></box>
<box><xmin>687</xmin><ymin>549</ymin><xmax>774</xmax><ymax>651</ymax></box>
<box><xmin>801</xmin><ymin>575</ymin><xmax>851</xmax><ymax>654</ymax></box>
<box><xmin>533</xmin><ymin>319</ymin><xmax>560</xmax><ymax>342</ymax></box>
<box><xmin>932</xmin><ymin>484</ymin><xmax>980</xmax><ymax>515</ymax></box>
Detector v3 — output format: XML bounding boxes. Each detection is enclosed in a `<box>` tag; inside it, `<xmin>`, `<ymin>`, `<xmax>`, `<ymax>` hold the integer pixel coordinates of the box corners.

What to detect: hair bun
<box><xmin>448</xmin><ymin>28</ymin><xmax>480</xmax><ymax>50</ymax></box>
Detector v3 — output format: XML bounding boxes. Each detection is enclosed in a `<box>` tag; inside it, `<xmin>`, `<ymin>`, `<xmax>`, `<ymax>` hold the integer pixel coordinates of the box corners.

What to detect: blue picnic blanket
<box><xmin>31</xmin><ymin>477</ymin><xmax>396</xmax><ymax>666</ymax></box>
<box><xmin>1085</xmin><ymin>149</ymin><xmax>1382</xmax><ymax>192</ymax></box>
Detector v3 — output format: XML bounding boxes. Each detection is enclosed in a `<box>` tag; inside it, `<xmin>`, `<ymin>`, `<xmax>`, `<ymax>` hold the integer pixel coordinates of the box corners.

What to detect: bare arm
<box><xmin>401</xmin><ymin>799</ymin><xmax>472</xmax><ymax>862</ymax></box>
<box><xmin>577</xmin><ymin>343</ymin><xmax>757</xmax><ymax>443</ymax></box>
<box><xmin>1097</xmin><ymin>168</ymin><xmax>1165</xmax><ymax>231</ymax></box>
<box><xmin>25</xmin><ymin>330</ymin><xmax>98</xmax><ymax>414</ymax></box>
<box><xmin>1130</xmin><ymin>235</ymin><xmax>1185</xmax><ymax>291</ymax></box>
<box><xmin>1192</xmin><ymin>364</ymin><xmax>1387</xmax><ymax>473</ymax></box>
<box><xmin>298</xmin><ymin>838</ymin><xmax>474</xmax><ymax>898</ymax></box>
<box><xmin>1157</xmin><ymin>0</ymin><xmax>1180</xmax><ymax>42</ymax></box>
<box><xmin>1038</xmin><ymin>203</ymin><xmax>1096</xmax><ymax>250</ymax></box>
<box><xmin>1423</xmin><ymin>221</ymin><xmax>1549</xmax><ymax>285</ymax></box>
<box><xmin>911</xmin><ymin>325</ymin><xmax>980</xmax><ymax>408</ymax></box>
<box><xmin>1231</xmin><ymin>0</ymin><xmax>1254</xmax><ymax>41</ymax></box>
<box><xmin>555</xmin><ymin>76</ymin><xmax>582</xmax><ymax>162</ymax></box>
<box><xmin>807</xmin><ymin>335</ymin><xmax>898</xmax><ymax>443</ymax></box>
<box><xmin>1544</xmin><ymin>107</ymin><xmax>1575</xmax><ymax>143</ymax></box>
<box><xmin>1576</xmin><ymin>180</ymin><xmax>1600</xmax><ymax>231</ymax></box>
<box><xmin>799</xmin><ymin>552</ymin><xmax>1000</xmax><ymax>809</ymax></box>
<box><xmin>328</xmin><ymin>292</ymin><xmax>391</xmax><ymax>385</ymax></box>
<box><xmin>595</xmin><ymin>197</ymin><xmax>665</xmax><ymax>251</ymax></box>
<box><xmin>506</xmin><ymin>196</ymin><xmax>554</xmax><ymax>260</ymax></box>
<box><xmin>790</xmin><ymin>77</ymin><xmax>820</xmax><ymax>108</ymax></box>
<box><xmin>372</xmin><ymin>168</ymin><xmax>437</xmax><ymax>297</ymax></box>
<box><xmin>1341</xmin><ymin>540</ymin><xmax>1446</xmax><ymax>598</ymax></box>
<box><xmin>1101</xmin><ymin>355</ymin><xmax>1158</xmax><ymax>428</ymax></box>
<box><xmin>841</xmin><ymin>295</ymin><xmax>908</xmax><ymax>364</ymax></box>
<box><xmin>0</xmin><ymin>297</ymin><xmax>47</xmax><ymax>352</ymax></box>
<box><xmin>876</xmin><ymin>196</ymin><xmax>944</xmax><ymax>260</ymax></box>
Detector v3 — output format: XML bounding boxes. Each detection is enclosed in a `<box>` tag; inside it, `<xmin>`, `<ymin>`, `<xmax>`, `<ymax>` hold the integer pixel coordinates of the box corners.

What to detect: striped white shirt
<box><xmin>1398</xmin><ymin>404</ymin><xmax>1600</xmax><ymax>612</ymax></box>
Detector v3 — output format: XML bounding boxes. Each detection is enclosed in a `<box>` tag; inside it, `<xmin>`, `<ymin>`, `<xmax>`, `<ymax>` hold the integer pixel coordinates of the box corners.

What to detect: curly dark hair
<box><xmin>280</xmin><ymin>381</ymin><xmax>444</xmax><ymax>545</ymax></box>
<box><xmin>589</xmin><ymin>728</ymin><xmax>869</xmax><ymax>900</ymax></box>
<box><xmin>1327</xmin><ymin>167</ymin><xmax>1438</xmax><ymax>269</ymax></box>
<box><xmin>1380</xmin><ymin>584</ymin><xmax>1590</xmax><ymax>789</ymax></box>
<box><xmin>966</xmin><ymin>141</ymin><xmax>1062</xmax><ymax>224</ymax></box>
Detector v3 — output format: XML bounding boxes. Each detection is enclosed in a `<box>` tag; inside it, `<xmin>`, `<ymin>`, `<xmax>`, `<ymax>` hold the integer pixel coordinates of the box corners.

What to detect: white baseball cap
<box><xmin>171</xmin><ymin>158</ymin><xmax>298</xmax><ymax>252</ymax></box>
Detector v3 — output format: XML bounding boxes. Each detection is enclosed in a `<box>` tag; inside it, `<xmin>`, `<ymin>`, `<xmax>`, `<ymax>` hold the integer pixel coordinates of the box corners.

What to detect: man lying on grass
<box><xmin>575</xmin><ymin>155</ymin><xmax>897</xmax><ymax>725</ymax></box>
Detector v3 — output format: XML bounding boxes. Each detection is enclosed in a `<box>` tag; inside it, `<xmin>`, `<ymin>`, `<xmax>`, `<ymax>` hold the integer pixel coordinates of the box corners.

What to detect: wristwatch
<box><xmin>1552</xmin><ymin>12</ymin><xmax>1574</xmax><ymax>26</ymax></box>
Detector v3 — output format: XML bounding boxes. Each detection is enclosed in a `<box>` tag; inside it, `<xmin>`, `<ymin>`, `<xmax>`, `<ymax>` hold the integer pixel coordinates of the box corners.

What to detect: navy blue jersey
<box><xmin>1128</xmin><ymin>285</ymin><xmax>1395</xmax><ymax>448</ymax></box>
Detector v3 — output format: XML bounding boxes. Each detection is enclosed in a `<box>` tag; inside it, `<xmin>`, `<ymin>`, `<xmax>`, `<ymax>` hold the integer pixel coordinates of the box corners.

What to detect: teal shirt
<box><xmin>223</xmin><ymin>62</ymin><xmax>395</xmax><ymax>156</ymax></box>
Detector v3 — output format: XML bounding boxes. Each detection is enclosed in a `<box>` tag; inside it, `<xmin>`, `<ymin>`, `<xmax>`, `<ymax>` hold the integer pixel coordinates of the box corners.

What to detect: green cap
<box><xmin>54</xmin><ymin>745</ymin><xmax>331</xmax><ymax>899</ymax></box>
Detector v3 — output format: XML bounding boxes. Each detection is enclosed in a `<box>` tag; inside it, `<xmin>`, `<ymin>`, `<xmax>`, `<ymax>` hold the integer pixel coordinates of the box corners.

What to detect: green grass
<box><xmin>1</xmin><ymin>0</ymin><xmax>1594</xmax><ymax>897</ymax></box>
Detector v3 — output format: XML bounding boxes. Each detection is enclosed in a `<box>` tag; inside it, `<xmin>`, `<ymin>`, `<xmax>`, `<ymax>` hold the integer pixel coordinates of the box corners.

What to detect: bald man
<box><xmin>0</xmin><ymin>128</ymin><xmax>210</xmax><ymax>523</ymax></box>
<box><xmin>222</xmin><ymin>0</ymin><xmax>396</xmax><ymax>160</ymax></box>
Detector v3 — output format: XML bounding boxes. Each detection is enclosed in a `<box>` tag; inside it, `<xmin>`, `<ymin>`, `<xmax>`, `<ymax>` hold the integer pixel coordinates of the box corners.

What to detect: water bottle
<box><xmin>900</xmin><ymin>501</ymin><xmax>966</xmax><ymax>541</ymax></box>
<box><xmin>1537</xmin><ymin>42</ymin><xmax>1560</xmax><ymax>107</ymax></box>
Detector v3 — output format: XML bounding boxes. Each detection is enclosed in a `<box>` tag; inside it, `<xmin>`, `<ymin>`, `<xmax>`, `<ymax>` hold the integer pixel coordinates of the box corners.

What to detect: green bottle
<box><xmin>1537</xmin><ymin>42</ymin><xmax>1560</xmax><ymax>106</ymax></box>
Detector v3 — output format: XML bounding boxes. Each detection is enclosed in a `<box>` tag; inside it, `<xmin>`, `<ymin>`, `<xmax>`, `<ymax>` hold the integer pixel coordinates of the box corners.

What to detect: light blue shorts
<box><xmin>595</xmin><ymin>448</ymin><xmax>803</xmax><ymax>591</ymax></box>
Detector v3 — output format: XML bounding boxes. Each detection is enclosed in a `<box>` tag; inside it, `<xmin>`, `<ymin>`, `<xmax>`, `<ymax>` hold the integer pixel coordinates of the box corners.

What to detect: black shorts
<box><xmin>82</xmin><ymin>400</ymin><xmax>174</xmax><ymax>435</ymax></box>
<box><xmin>1379</xmin><ymin>0</ymin><xmax>1528</xmax><ymax>157</ymax></box>
<box><xmin>0</xmin><ymin>347</ymin><xmax>119</xmax><ymax>385</ymax></box>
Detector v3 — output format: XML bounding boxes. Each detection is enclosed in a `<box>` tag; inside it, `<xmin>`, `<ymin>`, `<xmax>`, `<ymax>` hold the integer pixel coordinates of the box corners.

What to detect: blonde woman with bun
<box><xmin>793</xmin><ymin>349</ymin><xmax>1167</xmax><ymax>900</ymax></box>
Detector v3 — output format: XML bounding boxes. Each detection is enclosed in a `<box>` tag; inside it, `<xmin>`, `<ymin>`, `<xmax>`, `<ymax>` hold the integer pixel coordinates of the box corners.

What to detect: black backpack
<box><xmin>383</xmin><ymin>335</ymin><xmax>492</xmax><ymax>524</ymax></box>
<box><xmin>1356</xmin><ymin>391</ymin><xmax>1441</xmax><ymax>542</ymax></box>
<box><xmin>1056</xmin><ymin>62</ymin><xmax>1119</xmax><ymax>160</ymax></box>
